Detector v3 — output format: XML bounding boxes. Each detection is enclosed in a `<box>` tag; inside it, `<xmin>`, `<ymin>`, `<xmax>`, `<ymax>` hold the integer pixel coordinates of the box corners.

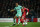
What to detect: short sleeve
<box><xmin>20</xmin><ymin>6</ymin><xmax>23</xmax><ymax>9</ymax></box>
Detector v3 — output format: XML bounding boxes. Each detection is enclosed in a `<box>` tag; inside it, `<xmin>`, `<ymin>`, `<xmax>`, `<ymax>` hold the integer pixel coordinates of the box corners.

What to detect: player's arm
<box><xmin>10</xmin><ymin>9</ymin><xmax>14</xmax><ymax>12</ymax></box>
<box><xmin>26</xmin><ymin>8</ymin><xmax>29</xmax><ymax>15</ymax></box>
<box><xmin>10</xmin><ymin>7</ymin><xmax>16</xmax><ymax>12</ymax></box>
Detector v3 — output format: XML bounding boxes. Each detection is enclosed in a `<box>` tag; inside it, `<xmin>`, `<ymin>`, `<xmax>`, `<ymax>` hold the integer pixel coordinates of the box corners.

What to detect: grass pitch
<box><xmin>0</xmin><ymin>22</ymin><xmax>40</xmax><ymax>27</ymax></box>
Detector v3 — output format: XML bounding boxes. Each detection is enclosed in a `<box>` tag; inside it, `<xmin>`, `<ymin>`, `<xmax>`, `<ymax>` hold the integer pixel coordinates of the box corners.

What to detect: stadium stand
<box><xmin>0</xmin><ymin>0</ymin><xmax>40</xmax><ymax>18</ymax></box>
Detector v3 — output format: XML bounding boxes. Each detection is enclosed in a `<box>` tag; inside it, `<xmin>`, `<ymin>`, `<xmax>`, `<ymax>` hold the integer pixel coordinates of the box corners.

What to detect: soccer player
<box><xmin>11</xmin><ymin>2</ymin><xmax>23</xmax><ymax>26</ymax></box>
<box><xmin>20</xmin><ymin>6</ymin><xmax>29</xmax><ymax>26</ymax></box>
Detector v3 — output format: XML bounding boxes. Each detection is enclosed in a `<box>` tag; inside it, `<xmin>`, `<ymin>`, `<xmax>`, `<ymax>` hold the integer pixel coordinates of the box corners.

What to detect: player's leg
<box><xmin>20</xmin><ymin>16</ymin><xmax>24</xmax><ymax>24</ymax></box>
<box><xmin>25</xmin><ymin>18</ymin><xmax>27</xmax><ymax>25</ymax></box>
<box><xmin>21</xmin><ymin>12</ymin><xmax>25</xmax><ymax>24</ymax></box>
<box><xmin>22</xmin><ymin>16</ymin><xmax>27</xmax><ymax>26</ymax></box>
<box><xmin>13</xmin><ymin>15</ymin><xmax>17</xmax><ymax>25</ymax></box>
<box><xmin>17</xmin><ymin>13</ymin><xmax>22</xmax><ymax>25</ymax></box>
<box><xmin>22</xmin><ymin>16</ymin><xmax>25</xmax><ymax>26</ymax></box>
<box><xmin>18</xmin><ymin>16</ymin><xmax>21</xmax><ymax>24</ymax></box>
<box><xmin>21</xmin><ymin>12</ymin><xmax>27</xmax><ymax>26</ymax></box>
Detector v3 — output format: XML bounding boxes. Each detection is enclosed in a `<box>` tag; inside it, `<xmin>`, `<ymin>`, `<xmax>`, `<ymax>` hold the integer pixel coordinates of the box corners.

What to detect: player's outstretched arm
<box><xmin>26</xmin><ymin>8</ymin><xmax>29</xmax><ymax>15</ymax></box>
<box><xmin>26</xmin><ymin>12</ymin><xmax>29</xmax><ymax>15</ymax></box>
<box><xmin>10</xmin><ymin>9</ymin><xmax>14</xmax><ymax>12</ymax></box>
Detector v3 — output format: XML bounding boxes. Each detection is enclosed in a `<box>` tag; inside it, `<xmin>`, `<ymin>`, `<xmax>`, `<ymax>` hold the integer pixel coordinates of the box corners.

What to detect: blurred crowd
<box><xmin>0</xmin><ymin>0</ymin><xmax>40</xmax><ymax>18</ymax></box>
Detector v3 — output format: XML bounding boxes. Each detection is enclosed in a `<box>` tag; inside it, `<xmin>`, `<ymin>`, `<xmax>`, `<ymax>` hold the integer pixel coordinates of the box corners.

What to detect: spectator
<box><xmin>30</xmin><ymin>9</ymin><xmax>35</xmax><ymax>22</ymax></box>
<box><xmin>0</xmin><ymin>0</ymin><xmax>39</xmax><ymax>18</ymax></box>
<box><xmin>8</xmin><ymin>8</ymin><xmax>10</xmax><ymax>18</ymax></box>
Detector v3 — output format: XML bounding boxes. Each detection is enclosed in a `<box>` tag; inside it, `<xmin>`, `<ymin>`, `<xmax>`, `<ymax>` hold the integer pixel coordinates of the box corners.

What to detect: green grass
<box><xmin>0</xmin><ymin>22</ymin><xmax>40</xmax><ymax>27</ymax></box>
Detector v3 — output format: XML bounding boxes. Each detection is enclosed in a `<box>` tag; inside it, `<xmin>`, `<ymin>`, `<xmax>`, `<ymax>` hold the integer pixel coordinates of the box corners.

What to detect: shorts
<box><xmin>16</xmin><ymin>13</ymin><xmax>22</xmax><ymax>17</ymax></box>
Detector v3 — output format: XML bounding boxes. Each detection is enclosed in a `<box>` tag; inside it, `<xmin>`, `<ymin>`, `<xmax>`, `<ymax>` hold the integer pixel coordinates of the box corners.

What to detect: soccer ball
<box><xmin>23</xmin><ymin>22</ymin><xmax>27</xmax><ymax>25</ymax></box>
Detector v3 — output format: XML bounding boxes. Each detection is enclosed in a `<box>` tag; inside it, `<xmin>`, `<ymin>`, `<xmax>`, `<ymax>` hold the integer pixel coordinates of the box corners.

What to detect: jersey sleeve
<box><xmin>25</xmin><ymin>8</ymin><xmax>29</xmax><ymax>12</ymax></box>
<box><xmin>20</xmin><ymin>6</ymin><xmax>23</xmax><ymax>9</ymax></box>
<box><xmin>26</xmin><ymin>9</ymin><xmax>29</xmax><ymax>12</ymax></box>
